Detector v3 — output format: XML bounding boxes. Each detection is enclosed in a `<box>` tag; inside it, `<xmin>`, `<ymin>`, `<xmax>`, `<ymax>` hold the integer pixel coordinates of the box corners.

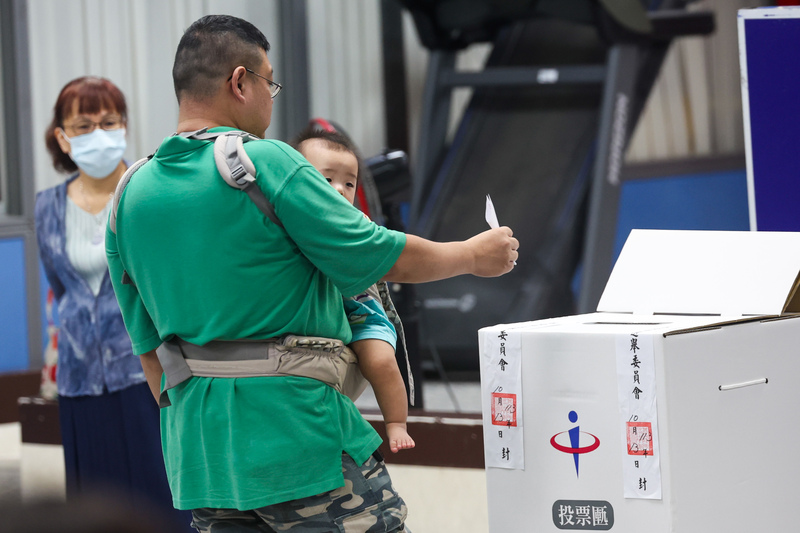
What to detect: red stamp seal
<box><xmin>626</xmin><ymin>421</ymin><xmax>653</xmax><ymax>455</ymax></box>
<box><xmin>491</xmin><ymin>392</ymin><xmax>517</xmax><ymax>427</ymax></box>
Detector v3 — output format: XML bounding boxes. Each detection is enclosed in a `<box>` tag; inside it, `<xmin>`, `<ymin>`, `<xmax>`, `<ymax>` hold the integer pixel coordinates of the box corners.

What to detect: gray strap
<box><xmin>186</xmin><ymin>359</ymin><xmax>281</xmax><ymax>378</ymax></box>
<box><xmin>154</xmin><ymin>338</ymin><xmax>278</xmax><ymax>407</ymax></box>
<box><xmin>173</xmin><ymin>338</ymin><xmax>276</xmax><ymax>361</ymax></box>
<box><xmin>113</xmin><ymin>129</ymin><xmax>283</xmax><ymax>234</ymax></box>
<box><xmin>242</xmin><ymin>182</ymin><xmax>282</xmax><ymax>228</ymax></box>
<box><xmin>397</xmin><ymin>320</ymin><xmax>416</xmax><ymax>407</ymax></box>
<box><xmin>178</xmin><ymin>127</ymin><xmax>218</xmax><ymax>141</ymax></box>
<box><xmin>154</xmin><ymin>337</ymin><xmax>367</xmax><ymax>407</ymax></box>
<box><xmin>378</xmin><ymin>281</ymin><xmax>415</xmax><ymax>407</ymax></box>
<box><xmin>182</xmin><ymin>128</ymin><xmax>284</xmax><ymax>228</ymax></box>
<box><xmin>212</xmin><ymin>131</ymin><xmax>257</xmax><ymax>187</ymax></box>
<box><xmin>373</xmin><ymin>282</ymin><xmax>416</xmax><ymax>406</ymax></box>
<box><xmin>154</xmin><ymin>340</ymin><xmax>194</xmax><ymax>408</ymax></box>
<box><xmin>109</xmin><ymin>155</ymin><xmax>152</xmax><ymax>234</ymax></box>
<box><xmin>109</xmin><ymin>155</ymin><xmax>153</xmax><ymax>289</ymax></box>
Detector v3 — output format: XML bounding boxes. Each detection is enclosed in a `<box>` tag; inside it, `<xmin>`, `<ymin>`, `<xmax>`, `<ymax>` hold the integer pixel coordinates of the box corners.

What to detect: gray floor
<box><xmin>0</xmin><ymin>459</ymin><xmax>21</xmax><ymax>506</ymax></box>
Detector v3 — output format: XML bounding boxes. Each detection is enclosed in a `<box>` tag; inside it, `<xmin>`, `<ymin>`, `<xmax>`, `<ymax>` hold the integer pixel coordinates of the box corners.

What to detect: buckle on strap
<box><xmin>230</xmin><ymin>164</ymin><xmax>248</xmax><ymax>183</ymax></box>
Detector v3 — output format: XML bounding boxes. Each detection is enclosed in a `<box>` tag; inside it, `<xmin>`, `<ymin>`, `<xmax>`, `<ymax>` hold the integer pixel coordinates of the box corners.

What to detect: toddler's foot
<box><xmin>386</xmin><ymin>422</ymin><xmax>415</xmax><ymax>453</ymax></box>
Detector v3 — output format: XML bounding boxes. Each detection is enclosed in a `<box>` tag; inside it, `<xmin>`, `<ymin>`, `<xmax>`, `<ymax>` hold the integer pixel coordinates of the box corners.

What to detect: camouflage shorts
<box><xmin>191</xmin><ymin>452</ymin><xmax>409</xmax><ymax>532</ymax></box>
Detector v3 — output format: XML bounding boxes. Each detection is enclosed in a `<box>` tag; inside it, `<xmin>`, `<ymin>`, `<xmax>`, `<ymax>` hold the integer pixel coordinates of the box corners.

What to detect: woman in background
<box><xmin>34</xmin><ymin>76</ymin><xmax>192</xmax><ymax>532</ymax></box>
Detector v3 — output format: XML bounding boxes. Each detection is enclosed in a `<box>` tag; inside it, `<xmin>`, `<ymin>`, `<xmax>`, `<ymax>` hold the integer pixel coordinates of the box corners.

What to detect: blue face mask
<box><xmin>62</xmin><ymin>128</ymin><xmax>127</xmax><ymax>178</ymax></box>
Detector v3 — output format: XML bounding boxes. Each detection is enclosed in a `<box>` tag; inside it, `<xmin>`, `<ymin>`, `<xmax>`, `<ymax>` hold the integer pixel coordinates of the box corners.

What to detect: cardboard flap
<box><xmin>597</xmin><ymin>230</ymin><xmax>800</xmax><ymax>316</ymax></box>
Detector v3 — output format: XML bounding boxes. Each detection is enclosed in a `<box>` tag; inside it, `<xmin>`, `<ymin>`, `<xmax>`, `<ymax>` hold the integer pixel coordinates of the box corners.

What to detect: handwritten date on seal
<box><xmin>491</xmin><ymin>392</ymin><xmax>517</xmax><ymax>427</ymax></box>
<box><xmin>626</xmin><ymin>421</ymin><xmax>653</xmax><ymax>456</ymax></box>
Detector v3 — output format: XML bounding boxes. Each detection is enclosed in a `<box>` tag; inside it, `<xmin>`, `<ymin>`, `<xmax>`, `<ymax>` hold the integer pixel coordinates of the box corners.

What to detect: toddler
<box><xmin>293</xmin><ymin>127</ymin><xmax>415</xmax><ymax>453</ymax></box>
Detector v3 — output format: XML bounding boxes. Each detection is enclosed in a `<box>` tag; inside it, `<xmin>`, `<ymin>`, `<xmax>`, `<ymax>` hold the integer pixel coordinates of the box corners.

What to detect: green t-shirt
<box><xmin>106</xmin><ymin>128</ymin><xmax>405</xmax><ymax>510</ymax></box>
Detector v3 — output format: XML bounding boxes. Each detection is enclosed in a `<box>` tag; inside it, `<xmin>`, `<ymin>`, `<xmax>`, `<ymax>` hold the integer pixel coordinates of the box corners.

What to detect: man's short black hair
<box><xmin>173</xmin><ymin>14</ymin><xmax>270</xmax><ymax>102</ymax></box>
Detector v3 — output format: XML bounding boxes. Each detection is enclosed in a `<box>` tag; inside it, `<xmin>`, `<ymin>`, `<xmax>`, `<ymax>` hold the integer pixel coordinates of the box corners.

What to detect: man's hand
<box><xmin>466</xmin><ymin>227</ymin><xmax>518</xmax><ymax>277</ymax></box>
<box><xmin>139</xmin><ymin>350</ymin><xmax>164</xmax><ymax>404</ymax></box>
<box><xmin>383</xmin><ymin>227</ymin><xmax>519</xmax><ymax>283</ymax></box>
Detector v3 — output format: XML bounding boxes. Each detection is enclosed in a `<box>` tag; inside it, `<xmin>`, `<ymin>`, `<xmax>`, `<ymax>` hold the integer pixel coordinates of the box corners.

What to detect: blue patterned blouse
<box><xmin>35</xmin><ymin>175</ymin><xmax>145</xmax><ymax>397</ymax></box>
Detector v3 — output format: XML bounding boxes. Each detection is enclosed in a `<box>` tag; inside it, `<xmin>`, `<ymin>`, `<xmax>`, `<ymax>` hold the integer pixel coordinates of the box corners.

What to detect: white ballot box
<box><xmin>479</xmin><ymin>229</ymin><xmax>800</xmax><ymax>532</ymax></box>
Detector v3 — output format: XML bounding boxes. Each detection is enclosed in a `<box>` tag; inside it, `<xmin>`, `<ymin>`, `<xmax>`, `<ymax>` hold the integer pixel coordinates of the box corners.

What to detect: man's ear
<box><xmin>229</xmin><ymin>66</ymin><xmax>247</xmax><ymax>103</ymax></box>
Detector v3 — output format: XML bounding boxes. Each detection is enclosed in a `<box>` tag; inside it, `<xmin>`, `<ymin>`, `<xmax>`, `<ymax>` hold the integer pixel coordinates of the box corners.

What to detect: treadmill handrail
<box><xmin>433</xmin><ymin>10</ymin><xmax>713</xmax><ymax>91</ymax></box>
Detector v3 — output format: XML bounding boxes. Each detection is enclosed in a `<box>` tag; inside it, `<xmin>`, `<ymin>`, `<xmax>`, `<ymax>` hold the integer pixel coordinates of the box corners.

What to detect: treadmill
<box><xmin>395</xmin><ymin>0</ymin><xmax>714</xmax><ymax>370</ymax></box>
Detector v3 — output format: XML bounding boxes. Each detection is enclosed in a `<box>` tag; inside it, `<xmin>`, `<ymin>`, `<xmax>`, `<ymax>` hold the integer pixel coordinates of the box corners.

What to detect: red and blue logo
<box><xmin>550</xmin><ymin>411</ymin><xmax>600</xmax><ymax>477</ymax></box>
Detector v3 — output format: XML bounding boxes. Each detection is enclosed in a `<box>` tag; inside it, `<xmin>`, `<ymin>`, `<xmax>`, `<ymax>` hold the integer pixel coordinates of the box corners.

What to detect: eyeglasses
<box><xmin>228</xmin><ymin>68</ymin><xmax>282</xmax><ymax>99</ymax></box>
<box><xmin>245</xmin><ymin>68</ymin><xmax>282</xmax><ymax>99</ymax></box>
<box><xmin>63</xmin><ymin>115</ymin><xmax>124</xmax><ymax>136</ymax></box>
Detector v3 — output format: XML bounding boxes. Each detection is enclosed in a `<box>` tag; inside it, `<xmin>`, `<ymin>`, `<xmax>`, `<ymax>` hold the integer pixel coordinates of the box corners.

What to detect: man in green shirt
<box><xmin>107</xmin><ymin>14</ymin><xmax>518</xmax><ymax>532</ymax></box>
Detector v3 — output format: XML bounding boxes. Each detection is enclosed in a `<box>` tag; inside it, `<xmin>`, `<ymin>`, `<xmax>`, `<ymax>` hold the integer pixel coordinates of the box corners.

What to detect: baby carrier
<box><xmin>109</xmin><ymin>129</ymin><xmax>413</xmax><ymax>407</ymax></box>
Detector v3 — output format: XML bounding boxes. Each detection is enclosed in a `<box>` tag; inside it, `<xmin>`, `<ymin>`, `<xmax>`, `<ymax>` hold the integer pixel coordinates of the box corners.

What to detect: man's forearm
<box><xmin>383</xmin><ymin>228</ymin><xmax>518</xmax><ymax>283</ymax></box>
<box><xmin>139</xmin><ymin>350</ymin><xmax>163</xmax><ymax>404</ymax></box>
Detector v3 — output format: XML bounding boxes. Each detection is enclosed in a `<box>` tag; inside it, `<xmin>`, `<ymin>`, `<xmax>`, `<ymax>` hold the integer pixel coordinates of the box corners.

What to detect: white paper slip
<box><xmin>485</xmin><ymin>194</ymin><xmax>500</xmax><ymax>229</ymax></box>
<box><xmin>485</xmin><ymin>194</ymin><xmax>516</xmax><ymax>265</ymax></box>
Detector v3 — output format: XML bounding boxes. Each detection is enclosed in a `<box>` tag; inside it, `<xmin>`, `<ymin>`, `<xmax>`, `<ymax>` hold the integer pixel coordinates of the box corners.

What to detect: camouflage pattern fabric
<box><xmin>191</xmin><ymin>453</ymin><xmax>409</xmax><ymax>532</ymax></box>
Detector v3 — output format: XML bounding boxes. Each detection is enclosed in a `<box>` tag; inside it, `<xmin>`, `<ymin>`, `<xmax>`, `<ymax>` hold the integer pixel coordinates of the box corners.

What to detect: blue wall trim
<box><xmin>0</xmin><ymin>238</ymin><xmax>29</xmax><ymax>372</ymax></box>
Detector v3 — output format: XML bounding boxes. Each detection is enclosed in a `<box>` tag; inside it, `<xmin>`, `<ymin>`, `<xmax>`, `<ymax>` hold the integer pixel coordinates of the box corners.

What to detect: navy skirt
<box><xmin>58</xmin><ymin>382</ymin><xmax>194</xmax><ymax>532</ymax></box>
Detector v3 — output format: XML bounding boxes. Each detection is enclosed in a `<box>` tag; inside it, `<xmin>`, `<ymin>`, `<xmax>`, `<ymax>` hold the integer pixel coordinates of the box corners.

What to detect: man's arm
<box><xmin>140</xmin><ymin>350</ymin><xmax>163</xmax><ymax>404</ymax></box>
<box><xmin>382</xmin><ymin>227</ymin><xmax>518</xmax><ymax>283</ymax></box>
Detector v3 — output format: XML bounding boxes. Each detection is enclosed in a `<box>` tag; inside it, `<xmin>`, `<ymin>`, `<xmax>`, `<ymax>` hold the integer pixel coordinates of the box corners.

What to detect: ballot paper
<box><xmin>486</xmin><ymin>194</ymin><xmax>516</xmax><ymax>265</ymax></box>
<box><xmin>485</xmin><ymin>194</ymin><xmax>500</xmax><ymax>229</ymax></box>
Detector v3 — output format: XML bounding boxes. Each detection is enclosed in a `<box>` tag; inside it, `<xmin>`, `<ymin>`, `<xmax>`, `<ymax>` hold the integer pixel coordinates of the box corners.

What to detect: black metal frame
<box><xmin>277</xmin><ymin>0</ymin><xmax>311</xmax><ymax>142</ymax></box>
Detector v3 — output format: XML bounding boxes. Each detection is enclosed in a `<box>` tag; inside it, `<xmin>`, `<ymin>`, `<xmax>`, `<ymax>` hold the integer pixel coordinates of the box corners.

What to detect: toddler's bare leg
<box><xmin>351</xmin><ymin>339</ymin><xmax>416</xmax><ymax>453</ymax></box>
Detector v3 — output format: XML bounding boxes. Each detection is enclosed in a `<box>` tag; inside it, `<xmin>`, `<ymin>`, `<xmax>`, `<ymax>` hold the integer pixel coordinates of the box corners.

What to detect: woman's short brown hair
<box><xmin>44</xmin><ymin>76</ymin><xmax>128</xmax><ymax>173</ymax></box>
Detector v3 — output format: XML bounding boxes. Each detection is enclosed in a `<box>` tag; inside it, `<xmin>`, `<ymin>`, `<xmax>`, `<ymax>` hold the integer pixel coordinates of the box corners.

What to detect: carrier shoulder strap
<box><xmin>200</xmin><ymin>128</ymin><xmax>283</xmax><ymax>229</ymax></box>
<box><xmin>109</xmin><ymin>128</ymin><xmax>283</xmax><ymax>236</ymax></box>
<box><xmin>108</xmin><ymin>155</ymin><xmax>153</xmax><ymax>287</ymax></box>
<box><xmin>109</xmin><ymin>129</ymin><xmax>284</xmax><ymax>287</ymax></box>
<box><xmin>109</xmin><ymin>155</ymin><xmax>152</xmax><ymax>235</ymax></box>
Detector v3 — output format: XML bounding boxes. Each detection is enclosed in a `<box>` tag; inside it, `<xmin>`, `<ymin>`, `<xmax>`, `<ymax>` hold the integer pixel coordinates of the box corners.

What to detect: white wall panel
<box><xmin>307</xmin><ymin>0</ymin><xmax>386</xmax><ymax>156</ymax></box>
<box><xmin>360</xmin><ymin>2</ymin><xmax>387</xmax><ymax>153</ymax></box>
<box><xmin>28</xmin><ymin>0</ymin><xmax>280</xmax><ymax>192</ymax></box>
<box><xmin>680</xmin><ymin>36</ymin><xmax>712</xmax><ymax>157</ymax></box>
<box><xmin>307</xmin><ymin>1</ymin><xmax>332</xmax><ymax>127</ymax></box>
<box><xmin>25</xmin><ymin>1</ymin><xmax>759</xmax><ymax>194</ymax></box>
<box><xmin>705</xmin><ymin>0</ymin><xmax>751</xmax><ymax>155</ymax></box>
<box><xmin>625</xmin><ymin>0</ymin><xmax>769</xmax><ymax>162</ymax></box>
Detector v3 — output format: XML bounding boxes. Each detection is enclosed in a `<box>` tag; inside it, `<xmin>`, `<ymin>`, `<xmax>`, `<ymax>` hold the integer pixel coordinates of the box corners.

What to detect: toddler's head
<box><xmin>293</xmin><ymin>128</ymin><xmax>360</xmax><ymax>205</ymax></box>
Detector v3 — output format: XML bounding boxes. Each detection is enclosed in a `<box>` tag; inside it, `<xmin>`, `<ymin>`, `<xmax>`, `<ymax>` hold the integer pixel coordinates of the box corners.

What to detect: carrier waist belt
<box><xmin>155</xmin><ymin>335</ymin><xmax>367</xmax><ymax>408</ymax></box>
